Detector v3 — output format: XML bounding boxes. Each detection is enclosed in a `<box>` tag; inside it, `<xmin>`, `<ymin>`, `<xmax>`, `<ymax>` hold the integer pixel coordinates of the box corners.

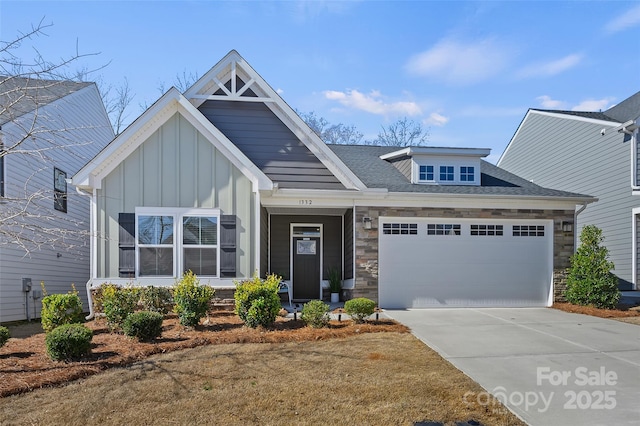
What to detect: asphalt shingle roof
<box><xmin>0</xmin><ymin>76</ymin><xmax>92</xmax><ymax>126</ymax></box>
<box><xmin>329</xmin><ymin>144</ymin><xmax>592</xmax><ymax>199</ymax></box>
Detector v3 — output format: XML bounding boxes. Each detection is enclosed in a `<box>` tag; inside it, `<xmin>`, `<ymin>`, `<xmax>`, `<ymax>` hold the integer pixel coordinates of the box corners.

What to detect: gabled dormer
<box><xmin>380</xmin><ymin>147</ymin><xmax>491</xmax><ymax>186</ymax></box>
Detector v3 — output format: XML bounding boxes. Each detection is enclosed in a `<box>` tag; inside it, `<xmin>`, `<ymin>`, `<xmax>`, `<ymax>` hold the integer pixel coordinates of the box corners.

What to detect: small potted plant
<box><xmin>328</xmin><ymin>267</ymin><xmax>342</xmax><ymax>303</ymax></box>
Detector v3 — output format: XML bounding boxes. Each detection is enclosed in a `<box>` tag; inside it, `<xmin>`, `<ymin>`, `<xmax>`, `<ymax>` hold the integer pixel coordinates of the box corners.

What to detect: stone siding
<box><xmin>353</xmin><ymin>207</ymin><xmax>574</xmax><ymax>304</ymax></box>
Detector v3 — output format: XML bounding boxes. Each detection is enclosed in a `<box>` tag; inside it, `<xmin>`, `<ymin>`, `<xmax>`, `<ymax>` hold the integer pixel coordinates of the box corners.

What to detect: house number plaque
<box><xmin>298</xmin><ymin>199</ymin><xmax>312</xmax><ymax>205</ymax></box>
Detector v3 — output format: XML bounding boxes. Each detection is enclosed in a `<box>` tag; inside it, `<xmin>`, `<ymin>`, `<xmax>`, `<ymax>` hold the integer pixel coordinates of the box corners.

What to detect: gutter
<box><xmin>574</xmin><ymin>202</ymin><xmax>589</xmax><ymax>253</ymax></box>
<box><xmin>75</xmin><ymin>185</ymin><xmax>96</xmax><ymax>320</ymax></box>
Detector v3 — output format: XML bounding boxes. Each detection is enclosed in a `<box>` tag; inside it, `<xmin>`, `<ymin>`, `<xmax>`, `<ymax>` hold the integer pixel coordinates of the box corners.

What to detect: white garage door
<box><xmin>379</xmin><ymin>218</ymin><xmax>553</xmax><ymax>308</ymax></box>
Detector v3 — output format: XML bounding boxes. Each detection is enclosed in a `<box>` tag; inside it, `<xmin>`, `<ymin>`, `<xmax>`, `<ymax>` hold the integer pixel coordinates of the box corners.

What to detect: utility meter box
<box><xmin>22</xmin><ymin>278</ymin><xmax>32</xmax><ymax>292</ymax></box>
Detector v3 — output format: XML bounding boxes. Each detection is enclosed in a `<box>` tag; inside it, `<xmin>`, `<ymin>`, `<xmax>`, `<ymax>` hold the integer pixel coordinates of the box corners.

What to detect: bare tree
<box><xmin>298</xmin><ymin>111</ymin><xmax>363</xmax><ymax>145</ymax></box>
<box><xmin>374</xmin><ymin>117</ymin><xmax>429</xmax><ymax>147</ymax></box>
<box><xmin>0</xmin><ymin>20</ymin><xmax>114</xmax><ymax>255</ymax></box>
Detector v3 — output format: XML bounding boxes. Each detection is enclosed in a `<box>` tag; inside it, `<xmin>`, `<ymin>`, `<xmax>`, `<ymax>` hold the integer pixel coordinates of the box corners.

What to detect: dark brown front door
<box><xmin>293</xmin><ymin>236</ymin><xmax>321</xmax><ymax>300</ymax></box>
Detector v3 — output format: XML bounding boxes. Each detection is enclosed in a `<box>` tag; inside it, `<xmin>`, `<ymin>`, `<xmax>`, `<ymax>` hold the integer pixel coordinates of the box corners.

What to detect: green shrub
<box><xmin>0</xmin><ymin>326</ymin><xmax>9</xmax><ymax>348</ymax></box>
<box><xmin>565</xmin><ymin>225</ymin><xmax>620</xmax><ymax>309</ymax></box>
<box><xmin>139</xmin><ymin>286</ymin><xmax>173</xmax><ymax>314</ymax></box>
<box><xmin>102</xmin><ymin>285</ymin><xmax>139</xmax><ymax>330</ymax></box>
<box><xmin>301</xmin><ymin>300</ymin><xmax>330</xmax><ymax>328</ymax></box>
<box><xmin>123</xmin><ymin>311</ymin><xmax>164</xmax><ymax>341</ymax></box>
<box><xmin>45</xmin><ymin>323</ymin><xmax>93</xmax><ymax>361</ymax></box>
<box><xmin>234</xmin><ymin>273</ymin><xmax>281</xmax><ymax>328</ymax></box>
<box><xmin>344</xmin><ymin>297</ymin><xmax>376</xmax><ymax>323</ymax></box>
<box><xmin>173</xmin><ymin>271</ymin><xmax>215</xmax><ymax>327</ymax></box>
<box><xmin>41</xmin><ymin>291</ymin><xmax>84</xmax><ymax>333</ymax></box>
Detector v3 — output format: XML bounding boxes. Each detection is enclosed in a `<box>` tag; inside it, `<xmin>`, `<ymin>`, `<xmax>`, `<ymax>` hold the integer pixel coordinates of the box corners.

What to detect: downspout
<box><xmin>574</xmin><ymin>202</ymin><xmax>588</xmax><ymax>253</ymax></box>
<box><xmin>75</xmin><ymin>186</ymin><xmax>96</xmax><ymax>320</ymax></box>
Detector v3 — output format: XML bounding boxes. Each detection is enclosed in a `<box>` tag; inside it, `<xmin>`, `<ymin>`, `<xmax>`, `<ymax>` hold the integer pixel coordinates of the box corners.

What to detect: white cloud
<box><xmin>571</xmin><ymin>97</ymin><xmax>616</xmax><ymax>112</ymax></box>
<box><xmin>323</xmin><ymin>89</ymin><xmax>422</xmax><ymax>116</ymax></box>
<box><xmin>276</xmin><ymin>88</ymin><xmax>284</xmax><ymax>95</ymax></box>
<box><xmin>405</xmin><ymin>38</ymin><xmax>510</xmax><ymax>85</ymax></box>
<box><xmin>604</xmin><ymin>4</ymin><xmax>640</xmax><ymax>34</ymax></box>
<box><xmin>536</xmin><ymin>95</ymin><xmax>567</xmax><ymax>109</ymax></box>
<box><xmin>425</xmin><ymin>112</ymin><xmax>449</xmax><ymax>127</ymax></box>
<box><xmin>516</xmin><ymin>54</ymin><xmax>583</xmax><ymax>78</ymax></box>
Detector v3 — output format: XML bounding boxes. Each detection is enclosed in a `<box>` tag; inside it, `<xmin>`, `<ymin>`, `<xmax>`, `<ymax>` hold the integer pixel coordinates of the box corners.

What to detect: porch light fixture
<box><xmin>363</xmin><ymin>216</ymin><xmax>373</xmax><ymax>230</ymax></box>
<box><xmin>562</xmin><ymin>221</ymin><xmax>573</xmax><ymax>232</ymax></box>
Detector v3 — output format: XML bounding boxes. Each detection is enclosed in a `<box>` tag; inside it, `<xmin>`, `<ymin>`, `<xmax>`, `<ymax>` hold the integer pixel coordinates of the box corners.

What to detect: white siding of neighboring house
<box><xmin>0</xmin><ymin>85</ymin><xmax>114</xmax><ymax>322</ymax></box>
<box><xmin>499</xmin><ymin>111</ymin><xmax>638</xmax><ymax>286</ymax></box>
<box><xmin>95</xmin><ymin>112</ymin><xmax>255</xmax><ymax>285</ymax></box>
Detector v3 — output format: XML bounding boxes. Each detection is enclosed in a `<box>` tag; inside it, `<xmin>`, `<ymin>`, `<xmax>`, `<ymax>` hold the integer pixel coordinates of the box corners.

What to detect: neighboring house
<box><xmin>0</xmin><ymin>77</ymin><xmax>114</xmax><ymax>322</ymax></box>
<box><xmin>498</xmin><ymin>92</ymin><xmax>640</xmax><ymax>291</ymax></box>
<box><xmin>73</xmin><ymin>51</ymin><xmax>593</xmax><ymax>312</ymax></box>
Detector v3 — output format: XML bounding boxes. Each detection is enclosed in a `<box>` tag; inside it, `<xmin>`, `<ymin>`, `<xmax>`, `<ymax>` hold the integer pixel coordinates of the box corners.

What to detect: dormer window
<box><xmin>460</xmin><ymin>166</ymin><xmax>475</xmax><ymax>182</ymax></box>
<box><xmin>439</xmin><ymin>166</ymin><xmax>454</xmax><ymax>181</ymax></box>
<box><xmin>380</xmin><ymin>146</ymin><xmax>490</xmax><ymax>187</ymax></box>
<box><xmin>419</xmin><ymin>165</ymin><xmax>434</xmax><ymax>181</ymax></box>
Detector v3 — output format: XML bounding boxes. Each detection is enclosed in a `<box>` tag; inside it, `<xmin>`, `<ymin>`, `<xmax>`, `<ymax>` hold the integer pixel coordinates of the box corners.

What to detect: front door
<box><xmin>293</xmin><ymin>236</ymin><xmax>321</xmax><ymax>300</ymax></box>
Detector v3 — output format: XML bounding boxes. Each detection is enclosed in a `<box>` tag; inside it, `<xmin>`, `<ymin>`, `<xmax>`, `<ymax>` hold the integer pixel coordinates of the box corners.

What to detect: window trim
<box><xmin>135</xmin><ymin>207</ymin><xmax>220</xmax><ymax>278</ymax></box>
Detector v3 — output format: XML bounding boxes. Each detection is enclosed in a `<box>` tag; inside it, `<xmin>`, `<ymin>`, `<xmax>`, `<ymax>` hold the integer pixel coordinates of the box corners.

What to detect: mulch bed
<box><xmin>552</xmin><ymin>302</ymin><xmax>640</xmax><ymax>318</ymax></box>
<box><xmin>0</xmin><ymin>312</ymin><xmax>408</xmax><ymax>398</ymax></box>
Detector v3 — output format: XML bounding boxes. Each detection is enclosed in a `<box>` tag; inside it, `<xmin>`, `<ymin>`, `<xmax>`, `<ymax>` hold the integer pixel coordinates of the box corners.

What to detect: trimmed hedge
<box><xmin>234</xmin><ymin>273</ymin><xmax>281</xmax><ymax>328</ymax></box>
<box><xmin>41</xmin><ymin>292</ymin><xmax>84</xmax><ymax>333</ymax></box>
<box><xmin>45</xmin><ymin>323</ymin><xmax>93</xmax><ymax>361</ymax></box>
<box><xmin>102</xmin><ymin>285</ymin><xmax>139</xmax><ymax>330</ymax></box>
<box><xmin>301</xmin><ymin>300</ymin><xmax>330</xmax><ymax>328</ymax></box>
<box><xmin>123</xmin><ymin>311</ymin><xmax>164</xmax><ymax>341</ymax></box>
<box><xmin>0</xmin><ymin>326</ymin><xmax>9</xmax><ymax>348</ymax></box>
<box><xmin>344</xmin><ymin>297</ymin><xmax>376</xmax><ymax>323</ymax></box>
<box><xmin>173</xmin><ymin>271</ymin><xmax>215</xmax><ymax>327</ymax></box>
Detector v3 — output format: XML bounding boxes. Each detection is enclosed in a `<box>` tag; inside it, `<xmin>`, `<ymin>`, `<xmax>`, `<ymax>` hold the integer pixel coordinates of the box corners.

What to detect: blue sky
<box><xmin>2</xmin><ymin>1</ymin><xmax>639</xmax><ymax>163</ymax></box>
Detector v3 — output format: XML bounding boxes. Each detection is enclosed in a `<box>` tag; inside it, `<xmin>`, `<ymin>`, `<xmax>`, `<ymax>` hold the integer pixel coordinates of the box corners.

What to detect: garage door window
<box><xmin>427</xmin><ymin>224</ymin><xmax>461</xmax><ymax>236</ymax></box>
<box><xmin>471</xmin><ymin>224</ymin><xmax>503</xmax><ymax>236</ymax></box>
<box><xmin>513</xmin><ymin>225</ymin><xmax>545</xmax><ymax>237</ymax></box>
<box><xmin>383</xmin><ymin>223</ymin><xmax>417</xmax><ymax>235</ymax></box>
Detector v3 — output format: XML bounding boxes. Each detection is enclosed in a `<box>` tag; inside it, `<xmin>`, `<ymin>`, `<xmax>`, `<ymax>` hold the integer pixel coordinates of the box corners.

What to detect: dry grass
<box><xmin>0</xmin><ymin>333</ymin><xmax>523</xmax><ymax>426</ymax></box>
<box><xmin>0</xmin><ymin>312</ymin><xmax>525</xmax><ymax>425</ymax></box>
<box><xmin>552</xmin><ymin>302</ymin><xmax>640</xmax><ymax>325</ymax></box>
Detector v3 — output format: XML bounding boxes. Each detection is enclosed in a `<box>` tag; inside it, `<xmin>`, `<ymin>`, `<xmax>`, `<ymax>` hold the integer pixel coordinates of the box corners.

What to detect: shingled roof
<box><xmin>0</xmin><ymin>76</ymin><xmax>92</xmax><ymax>126</ymax></box>
<box><xmin>329</xmin><ymin>144</ymin><xmax>592</xmax><ymax>199</ymax></box>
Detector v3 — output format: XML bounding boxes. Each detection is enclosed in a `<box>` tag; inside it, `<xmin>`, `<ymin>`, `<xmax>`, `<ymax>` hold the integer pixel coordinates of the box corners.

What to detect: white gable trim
<box><xmin>498</xmin><ymin>109</ymin><xmax>621</xmax><ymax>166</ymax></box>
<box><xmin>73</xmin><ymin>87</ymin><xmax>272</xmax><ymax>191</ymax></box>
<box><xmin>184</xmin><ymin>50</ymin><xmax>367</xmax><ymax>191</ymax></box>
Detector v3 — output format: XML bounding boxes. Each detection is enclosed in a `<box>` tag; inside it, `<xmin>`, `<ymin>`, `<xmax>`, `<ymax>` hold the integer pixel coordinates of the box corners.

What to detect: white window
<box><xmin>439</xmin><ymin>166</ymin><xmax>454</xmax><ymax>181</ymax></box>
<box><xmin>419</xmin><ymin>165</ymin><xmax>434</xmax><ymax>181</ymax></box>
<box><xmin>460</xmin><ymin>166</ymin><xmax>475</xmax><ymax>182</ymax></box>
<box><xmin>136</xmin><ymin>208</ymin><xmax>219</xmax><ymax>277</ymax></box>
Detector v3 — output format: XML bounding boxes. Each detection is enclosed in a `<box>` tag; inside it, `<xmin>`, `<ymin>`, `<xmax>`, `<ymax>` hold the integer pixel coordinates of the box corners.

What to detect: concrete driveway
<box><xmin>385</xmin><ymin>308</ymin><xmax>640</xmax><ymax>426</ymax></box>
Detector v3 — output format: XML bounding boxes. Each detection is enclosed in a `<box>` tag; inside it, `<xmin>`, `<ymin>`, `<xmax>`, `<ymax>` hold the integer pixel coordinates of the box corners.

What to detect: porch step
<box><xmin>620</xmin><ymin>291</ymin><xmax>640</xmax><ymax>307</ymax></box>
<box><xmin>209</xmin><ymin>298</ymin><xmax>235</xmax><ymax>312</ymax></box>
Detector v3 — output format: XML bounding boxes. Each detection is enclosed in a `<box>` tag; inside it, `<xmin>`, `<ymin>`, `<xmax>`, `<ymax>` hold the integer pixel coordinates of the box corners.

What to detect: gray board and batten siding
<box><xmin>268</xmin><ymin>214</ymin><xmax>347</xmax><ymax>282</ymax></box>
<box><xmin>498</xmin><ymin>111</ymin><xmax>637</xmax><ymax>286</ymax></box>
<box><xmin>96</xmin><ymin>112</ymin><xmax>255</xmax><ymax>280</ymax></box>
<box><xmin>198</xmin><ymin>100</ymin><xmax>345</xmax><ymax>190</ymax></box>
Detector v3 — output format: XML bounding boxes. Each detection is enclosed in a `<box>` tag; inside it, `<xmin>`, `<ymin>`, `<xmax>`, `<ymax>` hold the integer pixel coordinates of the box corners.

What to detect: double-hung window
<box><xmin>136</xmin><ymin>209</ymin><xmax>219</xmax><ymax>277</ymax></box>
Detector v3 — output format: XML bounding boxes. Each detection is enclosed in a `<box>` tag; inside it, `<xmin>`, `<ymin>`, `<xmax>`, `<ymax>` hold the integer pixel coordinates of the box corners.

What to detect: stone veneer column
<box><xmin>351</xmin><ymin>206</ymin><xmax>575</xmax><ymax>304</ymax></box>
